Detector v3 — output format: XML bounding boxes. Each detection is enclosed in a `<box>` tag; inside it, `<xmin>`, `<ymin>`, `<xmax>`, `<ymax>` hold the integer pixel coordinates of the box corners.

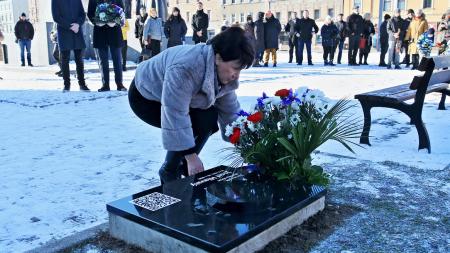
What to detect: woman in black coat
<box><xmin>321</xmin><ymin>16</ymin><xmax>339</xmax><ymax>66</ymax></box>
<box><xmin>88</xmin><ymin>0</ymin><xmax>127</xmax><ymax>92</ymax></box>
<box><xmin>164</xmin><ymin>7</ymin><xmax>187</xmax><ymax>48</ymax></box>
<box><xmin>358</xmin><ymin>13</ymin><xmax>375</xmax><ymax>65</ymax></box>
<box><xmin>51</xmin><ymin>0</ymin><xmax>90</xmax><ymax>92</ymax></box>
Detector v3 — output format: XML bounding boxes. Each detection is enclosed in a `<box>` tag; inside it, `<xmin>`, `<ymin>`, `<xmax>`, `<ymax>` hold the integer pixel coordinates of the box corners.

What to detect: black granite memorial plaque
<box><xmin>107</xmin><ymin>166</ymin><xmax>327</xmax><ymax>253</ymax></box>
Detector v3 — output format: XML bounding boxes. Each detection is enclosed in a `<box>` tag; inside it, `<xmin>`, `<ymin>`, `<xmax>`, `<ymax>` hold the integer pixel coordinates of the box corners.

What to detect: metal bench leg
<box><xmin>411</xmin><ymin>115</ymin><xmax>431</xmax><ymax>153</ymax></box>
<box><xmin>438</xmin><ymin>92</ymin><xmax>446</xmax><ymax>110</ymax></box>
<box><xmin>359</xmin><ymin>101</ymin><xmax>372</xmax><ymax>146</ymax></box>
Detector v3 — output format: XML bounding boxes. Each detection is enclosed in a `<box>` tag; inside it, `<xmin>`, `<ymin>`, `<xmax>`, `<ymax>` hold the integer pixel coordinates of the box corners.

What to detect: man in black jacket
<box><xmin>379</xmin><ymin>14</ymin><xmax>391</xmax><ymax>67</ymax></box>
<box><xmin>346</xmin><ymin>5</ymin><xmax>364</xmax><ymax>66</ymax></box>
<box><xmin>334</xmin><ymin>14</ymin><xmax>347</xmax><ymax>64</ymax></box>
<box><xmin>254</xmin><ymin>12</ymin><xmax>265</xmax><ymax>67</ymax></box>
<box><xmin>294</xmin><ymin>10</ymin><xmax>318</xmax><ymax>65</ymax></box>
<box><xmin>387</xmin><ymin>9</ymin><xmax>403</xmax><ymax>69</ymax></box>
<box><xmin>135</xmin><ymin>7</ymin><xmax>148</xmax><ymax>51</ymax></box>
<box><xmin>401</xmin><ymin>9</ymin><xmax>414</xmax><ymax>66</ymax></box>
<box><xmin>284</xmin><ymin>12</ymin><xmax>298</xmax><ymax>63</ymax></box>
<box><xmin>14</xmin><ymin>13</ymin><xmax>34</xmax><ymax>67</ymax></box>
<box><xmin>192</xmin><ymin>2</ymin><xmax>209</xmax><ymax>44</ymax></box>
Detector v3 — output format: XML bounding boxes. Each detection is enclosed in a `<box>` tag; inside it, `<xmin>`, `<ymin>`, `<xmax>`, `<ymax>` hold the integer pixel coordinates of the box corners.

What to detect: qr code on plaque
<box><xmin>130</xmin><ymin>192</ymin><xmax>181</xmax><ymax>211</ymax></box>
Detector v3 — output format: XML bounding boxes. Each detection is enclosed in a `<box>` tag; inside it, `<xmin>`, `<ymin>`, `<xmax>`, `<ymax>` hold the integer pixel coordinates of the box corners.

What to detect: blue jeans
<box><xmin>335</xmin><ymin>39</ymin><xmax>345</xmax><ymax>63</ymax></box>
<box><xmin>19</xmin><ymin>39</ymin><xmax>31</xmax><ymax>64</ymax></box>
<box><xmin>97</xmin><ymin>46</ymin><xmax>123</xmax><ymax>86</ymax></box>
<box><xmin>297</xmin><ymin>39</ymin><xmax>312</xmax><ymax>64</ymax></box>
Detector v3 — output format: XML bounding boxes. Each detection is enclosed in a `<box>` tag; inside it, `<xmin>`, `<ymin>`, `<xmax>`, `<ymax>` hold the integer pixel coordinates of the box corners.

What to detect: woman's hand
<box><xmin>185</xmin><ymin>153</ymin><xmax>204</xmax><ymax>176</ymax></box>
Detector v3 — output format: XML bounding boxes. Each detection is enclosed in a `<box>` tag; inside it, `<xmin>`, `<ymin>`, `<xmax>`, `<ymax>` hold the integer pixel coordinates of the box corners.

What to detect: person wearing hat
<box><xmin>405</xmin><ymin>9</ymin><xmax>428</xmax><ymax>70</ymax></box>
<box><xmin>346</xmin><ymin>5</ymin><xmax>364</xmax><ymax>66</ymax></box>
<box><xmin>401</xmin><ymin>9</ymin><xmax>415</xmax><ymax>66</ymax></box>
<box><xmin>14</xmin><ymin>12</ymin><xmax>34</xmax><ymax>67</ymax></box>
<box><xmin>387</xmin><ymin>9</ymin><xmax>403</xmax><ymax>69</ymax></box>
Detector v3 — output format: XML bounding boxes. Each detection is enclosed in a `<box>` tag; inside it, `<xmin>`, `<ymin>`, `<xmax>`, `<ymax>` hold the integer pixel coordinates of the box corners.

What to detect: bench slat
<box><xmin>355</xmin><ymin>83</ymin><xmax>449</xmax><ymax>102</ymax></box>
<box><xmin>432</xmin><ymin>55</ymin><xmax>450</xmax><ymax>69</ymax></box>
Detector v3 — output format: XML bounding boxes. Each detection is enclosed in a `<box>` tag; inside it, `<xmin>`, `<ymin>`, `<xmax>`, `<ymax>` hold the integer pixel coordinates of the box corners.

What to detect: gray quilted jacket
<box><xmin>134</xmin><ymin>44</ymin><xmax>240</xmax><ymax>151</ymax></box>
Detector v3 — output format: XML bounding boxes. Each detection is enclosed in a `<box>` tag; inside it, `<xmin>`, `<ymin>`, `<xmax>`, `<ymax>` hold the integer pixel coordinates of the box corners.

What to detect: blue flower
<box><xmin>281</xmin><ymin>89</ymin><xmax>301</xmax><ymax>106</ymax></box>
<box><xmin>257</xmin><ymin>92</ymin><xmax>268</xmax><ymax>108</ymax></box>
<box><xmin>236</xmin><ymin>110</ymin><xmax>250</xmax><ymax>117</ymax></box>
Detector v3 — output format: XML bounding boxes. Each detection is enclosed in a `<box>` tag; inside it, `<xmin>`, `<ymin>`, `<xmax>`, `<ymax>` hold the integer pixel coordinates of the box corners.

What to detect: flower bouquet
<box><xmin>417</xmin><ymin>32</ymin><xmax>434</xmax><ymax>57</ymax></box>
<box><xmin>223</xmin><ymin>87</ymin><xmax>361</xmax><ymax>187</ymax></box>
<box><xmin>93</xmin><ymin>3</ymin><xmax>125</xmax><ymax>27</ymax></box>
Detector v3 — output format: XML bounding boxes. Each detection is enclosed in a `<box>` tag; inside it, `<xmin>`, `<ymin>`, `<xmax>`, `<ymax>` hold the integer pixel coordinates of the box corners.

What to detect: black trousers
<box><xmin>323</xmin><ymin>45</ymin><xmax>335</xmax><ymax>62</ymax></box>
<box><xmin>97</xmin><ymin>46</ymin><xmax>123</xmax><ymax>87</ymax></box>
<box><xmin>128</xmin><ymin>80</ymin><xmax>219</xmax><ymax>184</ymax></box>
<box><xmin>122</xmin><ymin>40</ymin><xmax>128</xmax><ymax>68</ymax></box>
<box><xmin>53</xmin><ymin>44</ymin><xmax>62</xmax><ymax>71</ymax></box>
<box><xmin>380</xmin><ymin>40</ymin><xmax>388</xmax><ymax>65</ymax></box>
<box><xmin>149</xmin><ymin>39</ymin><xmax>161</xmax><ymax>58</ymax></box>
<box><xmin>288</xmin><ymin>36</ymin><xmax>297</xmax><ymax>62</ymax></box>
<box><xmin>60</xmin><ymin>49</ymin><xmax>85</xmax><ymax>86</ymax></box>
<box><xmin>348</xmin><ymin>35</ymin><xmax>360</xmax><ymax>64</ymax></box>
<box><xmin>359</xmin><ymin>44</ymin><xmax>371</xmax><ymax>64</ymax></box>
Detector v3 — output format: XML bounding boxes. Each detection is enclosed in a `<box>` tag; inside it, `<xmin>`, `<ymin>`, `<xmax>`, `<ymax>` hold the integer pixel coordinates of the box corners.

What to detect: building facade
<box><xmin>0</xmin><ymin>0</ymin><xmax>29</xmax><ymax>33</ymax></box>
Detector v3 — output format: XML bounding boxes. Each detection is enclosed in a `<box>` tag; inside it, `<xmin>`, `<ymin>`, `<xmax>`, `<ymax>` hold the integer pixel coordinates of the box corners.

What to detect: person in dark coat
<box><xmin>321</xmin><ymin>16</ymin><xmax>339</xmax><ymax>66</ymax></box>
<box><xmin>294</xmin><ymin>10</ymin><xmax>319</xmax><ymax>65</ymax></box>
<box><xmin>88</xmin><ymin>0</ymin><xmax>127</xmax><ymax>92</ymax></box>
<box><xmin>387</xmin><ymin>10</ymin><xmax>403</xmax><ymax>69</ymax></box>
<box><xmin>379</xmin><ymin>14</ymin><xmax>390</xmax><ymax>67</ymax></box>
<box><xmin>285</xmin><ymin>12</ymin><xmax>298</xmax><ymax>63</ymax></box>
<box><xmin>254</xmin><ymin>12</ymin><xmax>265</xmax><ymax>67</ymax></box>
<box><xmin>358</xmin><ymin>13</ymin><xmax>375</xmax><ymax>65</ymax></box>
<box><xmin>51</xmin><ymin>0</ymin><xmax>90</xmax><ymax>92</ymax></box>
<box><xmin>135</xmin><ymin>7</ymin><xmax>148</xmax><ymax>51</ymax></box>
<box><xmin>347</xmin><ymin>5</ymin><xmax>364</xmax><ymax>65</ymax></box>
<box><xmin>401</xmin><ymin>9</ymin><xmax>414</xmax><ymax>66</ymax></box>
<box><xmin>191</xmin><ymin>1</ymin><xmax>208</xmax><ymax>44</ymax></box>
<box><xmin>14</xmin><ymin>13</ymin><xmax>34</xmax><ymax>67</ymax></box>
<box><xmin>244</xmin><ymin>15</ymin><xmax>255</xmax><ymax>39</ymax></box>
<box><xmin>164</xmin><ymin>7</ymin><xmax>187</xmax><ymax>48</ymax></box>
<box><xmin>263</xmin><ymin>11</ymin><xmax>281</xmax><ymax>67</ymax></box>
<box><xmin>334</xmin><ymin>14</ymin><xmax>347</xmax><ymax>64</ymax></box>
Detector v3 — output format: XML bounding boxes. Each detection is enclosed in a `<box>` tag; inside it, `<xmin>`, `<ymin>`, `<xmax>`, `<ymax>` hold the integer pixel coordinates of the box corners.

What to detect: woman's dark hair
<box><xmin>168</xmin><ymin>7</ymin><xmax>182</xmax><ymax>22</ymax></box>
<box><xmin>384</xmin><ymin>14</ymin><xmax>391</xmax><ymax>21</ymax></box>
<box><xmin>210</xmin><ymin>27</ymin><xmax>255</xmax><ymax>69</ymax></box>
<box><xmin>407</xmin><ymin>9</ymin><xmax>415</xmax><ymax>15</ymax></box>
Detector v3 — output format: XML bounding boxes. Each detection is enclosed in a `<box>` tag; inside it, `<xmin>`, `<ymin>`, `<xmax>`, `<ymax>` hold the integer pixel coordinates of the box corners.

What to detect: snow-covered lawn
<box><xmin>0</xmin><ymin>52</ymin><xmax>449</xmax><ymax>252</ymax></box>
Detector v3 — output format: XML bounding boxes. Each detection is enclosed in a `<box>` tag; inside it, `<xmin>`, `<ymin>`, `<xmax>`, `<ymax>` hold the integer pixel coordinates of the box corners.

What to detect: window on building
<box><xmin>397</xmin><ymin>0</ymin><xmax>406</xmax><ymax>9</ymax></box>
<box><xmin>353</xmin><ymin>0</ymin><xmax>362</xmax><ymax>8</ymax></box>
<box><xmin>186</xmin><ymin>0</ymin><xmax>189</xmax><ymax>3</ymax></box>
<box><xmin>223</xmin><ymin>14</ymin><xmax>226</xmax><ymax>21</ymax></box>
<box><xmin>186</xmin><ymin>12</ymin><xmax>190</xmax><ymax>22</ymax></box>
<box><xmin>231</xmin><ymin>0</ymin><xmax>235</xmax><ymax>3</ymax></box>
<box><xmin>314</xmin><ymin>9</ymin><xmax>320</xmax><ymax>19</ymax></box>
<box><xmin>287</xmin><ymin>11</ymin><xmax>292</xmax><ymax>20</ymax></box>
<box><xmin>240</xmin><ymin>13</ymin><xmax>244</xmax><ymax>22</ymax></box>
<box><xmin>328</xmin><ymin>8</ymin><xmax>334</xmax><ymax>17</ymax></box>
<box><xmin>222</xmin><ymin>0</ymin><xmax>226</xmax><ymax>4</ymax></box>
<box><xmin>423</xmin><ymin>0</ymin><xmax>432</xmax><ymax>8</ymax></box>
<box><xmin>274</xmin><ymin>12</ymin><xmax>280</xmax><ymax>20</ymax></box>
<box><xmin>231</xmin><ymin>14</ymin><xmax>236</xmax><ymax>23</ymax></box>
<box><xmin>176</xmin><ymin>0</ymin><xmax>179</xmax><ymax>4</ymax></box>
<box><xmin>207</xmin><ymin>10</ymin><xmax>211</xmax><ymax>20</ymax></box>
<box><xmin>383</xmin><ymin>0</ymin><xmax>392</xmax><ymax>11</ymax></box>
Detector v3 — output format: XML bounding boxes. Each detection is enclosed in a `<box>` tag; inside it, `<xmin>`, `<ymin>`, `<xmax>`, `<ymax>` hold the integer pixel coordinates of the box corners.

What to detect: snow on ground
<box><xmin>0</xmin><ymin>51</ymin><xmax>449</xmax><ymax>252</ymax></box>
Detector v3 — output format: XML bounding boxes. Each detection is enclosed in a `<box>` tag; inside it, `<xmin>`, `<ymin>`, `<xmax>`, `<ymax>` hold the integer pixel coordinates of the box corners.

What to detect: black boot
<box><xmin>263</xmin><ymin>62</ymin><xmax>268</xmax><ymax>67</ymax></box>
<box><xmin>117</xmin><ymin>84</ymin><xmax>127</xmax><ymax>91</ymax></box>
<box><xmin>411</xmin><ymin>55</ymin><xmax>419</xmax><ymax>70</ymax></box>
<box><xmin>63</xmin><ymin>83</ymin><xmax>70</xmax><ymax>93</ymax></box>
<box><xmin>98</xmin><ymin>85</ymin><xmax>110</xmax><ymax>92</ymax></box>
<box><xmin>79</xmin><ymin>82</ymin><xmax>90</xmax><ymax>92</ymax></box>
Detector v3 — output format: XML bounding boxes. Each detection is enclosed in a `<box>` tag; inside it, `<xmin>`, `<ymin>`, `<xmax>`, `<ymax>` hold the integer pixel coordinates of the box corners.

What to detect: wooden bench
<box><xmin>355</xmin><ymin>55</ymin><xmax>450</xmax><ymax>153</ymax></box>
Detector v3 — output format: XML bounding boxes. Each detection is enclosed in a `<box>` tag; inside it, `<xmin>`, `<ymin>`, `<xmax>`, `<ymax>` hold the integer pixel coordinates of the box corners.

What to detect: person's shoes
<box><xmin>308</xmin><ymin>62</ymin><xmax>314</xmax><ymax>66</ymax></box>
<box><xmin>263</xmin><ymin>63</ymin><xmax>268</xmax><ymax>67</ymax></box>
<box><xmin>329</xmin><ymin>62</ymin><xmax>335</xmax><ymax>66</ymax></box>
<box><xmin>363</xmin><ymin>62</ymin><xmax>368</xmax><ymax>65</ymax></box>
<box><xmin>55</xmin><ymin>71</ymin><xmax>62</xmax><ymax>76</ymax></box>
<box><xmin>324</xmin><ymin>61</ymin><xmax>329</xmax><ymax>66</ymax></box>
<box><xmin>379</xmin><ymin>63</ymin><xmax>387</xmax><ymax>67</ymax></box>
<box><xmin>21</xmin><ymin>62</ymin><xmax>25</xmax><ymax>67</ymax></box>
<box><xmin>98</xmin><ymin>86</ymin><xmax>111</xmax><ymax>92</ymax></box>
<box><xmin>79</xmin><ymin>84</ymin><xmax>90</xmax><ymax>92</ymax></box>
<box><xmin>297</xmin><ymin>62</ymin><xmax>302</xmax><ymax>65</ymax></box>
<box><xmin>117</xmin><ymin>84</ymin><xmax>127</xmax><ymax>91</ymax></box>
<box><xmin>252</xmin><ymin>63</ymin><xmax>261</xmax><ymax>67</ymax></box>
<box><xmin>411</xmin><ymin>66</ymin><xmax>417</xmax><ymax>70</ymax></box>
<box><xmin>273</xmin><ymin>63</ymin><xmax>277</xmax><ymax>67</ymax></box>
<box><xmin>288</xmin><ymin>60</ymin><xmax>292</xmax><ymax>63</ymax></box>
<box><xmin>406</xmin><ymin>63</ymin><xmax>411</xmax><ymax>68</ymax></box>
<box><xmin>337</xmin><ymin>61</ymin><xmax>341</xmax><ymax>64</ymax></box>
<box><xmin>394</xmin><ymin>65</ymin><xmax>401</xmax><ymax>70</ymax></box>
<box><xmin>122</xmin><ymin>66</ymin><xmax>127</xmax><ymax>72</ymax></box>
<box><xmin>63</xmin><ymin>85</ymin><xmax>70</xmax><ymax>93</ymax></box>
<box><xmin>387</xmin><ymin>65</ymin><xmax>392</xmax><ymax>69</ymax></box>
<box><xmin>28</xmin><ymin>63</ymin><xmax>33</xmax><ymax>67</ymax></box>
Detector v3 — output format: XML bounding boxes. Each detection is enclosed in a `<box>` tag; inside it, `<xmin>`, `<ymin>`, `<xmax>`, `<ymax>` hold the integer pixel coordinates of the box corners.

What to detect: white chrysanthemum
<box><xmin>247</xmin><ymin>122</ymin><xmax>257</xmax><ymax>132</ymax></box>
<box><xmin>277</xmin><ymin>121</ymin><xmax>282</xmax><ymax>130</ymax></box>
<box><xmin>287</xmin><ymin>134</ymin><xmax>293</xmax><ymax>139</ymax></box>
<box><xmin>304</xmin><ymin>89</ymin><xmax>325</xmax><ymax>103</ymax></box>
<box><xmin>291</xmin><ymin>102</ymin><xmax>300</xmax><ymax>110</ymax></box>
<box><xmin>235</xmin><ymin>116</ymin><xmax>248</xmax><ymax>126</ymax></box>
<box><xmin>225</xmin><ymin>125</ymin><xmax>234</xmax><ymax>137</ymax></box>
<box><xmin>296</xmin><ymin>86</ymin><xmax>309</xmax><ymax>97</ymax></box>
<box><xmin>267</xmin><ymin>96</ymin><xmax>282</xmax><ymax>106</ymax></box>
<box><xmin>290</xmin><ymin>114</ymin><xmax>301</xmax><ymax>126</ymax></box>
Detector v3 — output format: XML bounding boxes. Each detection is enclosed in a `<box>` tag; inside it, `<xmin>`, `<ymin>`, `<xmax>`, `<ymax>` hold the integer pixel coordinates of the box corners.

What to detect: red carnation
<box><xmin>275</xmin><ymin>89</ymin><xmax>290</xmax><ymax>97</ymax></box>
<box><xmin>247</xmin><ymin>112</ymin><xmax>263</xmax><ymax>123</ymax></box>
<box><xmin>230</xmin><ymin>128</ymin><xmax>241</xmax><ymax>144</ymax></box>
